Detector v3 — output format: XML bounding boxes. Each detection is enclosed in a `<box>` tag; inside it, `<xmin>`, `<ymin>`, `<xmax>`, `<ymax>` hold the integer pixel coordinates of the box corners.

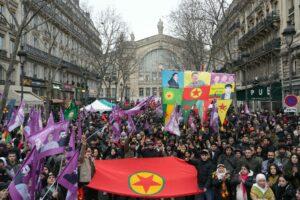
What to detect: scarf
<box><xmin>216</xmin><ymin>168</ymin><xmax>227</xmax><ymax>180</ymax></box>
<box><xmin>253</xmin><ymin>183</ymin><xmax>268</xmax><ymax>194</ymax></box>
<box><xmin>216</xmin><ymin>169</ymin><xmax>229</xmax><ymax>199</ymax></box>
<box><xmin>240</xmin><ymin>173</ymin><xmax>249</xmax><ymax>200</ymax></box>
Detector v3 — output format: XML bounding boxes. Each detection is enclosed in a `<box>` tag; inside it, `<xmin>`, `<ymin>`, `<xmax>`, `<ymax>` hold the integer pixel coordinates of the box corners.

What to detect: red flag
<box><xmin>88</xmin><ymin>157</ymin><xmax>202</xmax><ymax>198</ymax></box>
<box><xmin>183</xmin><ymin>86</ymin><xmax>210</xmax><ymax>101</ymax></box>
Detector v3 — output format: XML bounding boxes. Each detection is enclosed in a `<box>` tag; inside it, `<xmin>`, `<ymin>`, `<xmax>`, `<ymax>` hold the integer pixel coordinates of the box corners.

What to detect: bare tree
<box><xmin>169</xmin><ymin>0</ymin><xmax>231</xmax><ymax>70</ymax></box>
<box><xmin>91</xmin><ymin>8</ymin><xmax>128</xmax><ymax>98</ymax></box>
<box><xmin>0</xmin><ymin>0</ymin><xmax>52</xmax><ymax>121</ymax></box>
<box><xmin>114</xmin><ymin>32</ymin><xmax>138</xmax><ymax>102</ymax></box>
<box><xmin>42</xmin><ymin>19</ymin><xmax>70</xmax><ymax>118</ymax></box>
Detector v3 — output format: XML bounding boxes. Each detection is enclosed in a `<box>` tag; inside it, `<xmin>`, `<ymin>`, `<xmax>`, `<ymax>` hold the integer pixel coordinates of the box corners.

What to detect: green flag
<box><xmin>182</xmin><ymin>100</ymin><xmax>195</xmax><ymax>123</ymax></box>
<box><xmin>162</xmin><ymin>88</ymin><xmax>183</xmax><ymax>105</ymax></box>
<box><xmin>64</xmin><ymin>100</ymin><xmax>78</xmax><ymax>120</ymax></box>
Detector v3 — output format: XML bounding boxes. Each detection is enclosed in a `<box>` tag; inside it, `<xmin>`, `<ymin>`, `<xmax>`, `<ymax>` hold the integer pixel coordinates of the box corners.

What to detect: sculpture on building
<box><xmin>157</xmin><ymin>19</ymin><xmax>164</xmax><ymax>34</ymax></box>
<box><xmin>130</xmin><ymin>33</ymin><xmax>135</xmax><ymax>41</ymax></box>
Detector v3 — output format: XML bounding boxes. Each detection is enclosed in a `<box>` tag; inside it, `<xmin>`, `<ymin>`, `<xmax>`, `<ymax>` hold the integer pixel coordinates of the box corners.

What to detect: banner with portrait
<box><xmin>161</xmin><ymin>70</ymin><xmax>235</xmax><ymax>124</ymax></box>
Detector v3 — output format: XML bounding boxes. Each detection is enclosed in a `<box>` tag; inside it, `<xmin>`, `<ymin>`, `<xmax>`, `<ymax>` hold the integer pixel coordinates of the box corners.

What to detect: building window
<box><xmin>106</xmin><ymin>88</ymin><xmax>110</xmax><ymax>98</ymax></box>
<box><xmin>146</xmin><ymin>88</ymin><xmax>150</xmax><ymax>96</ymax></box>
<box><xmin>152</xmin><ymin>88</ymin><xmax>157</xmax><ymax>96</ymax></box>
<box><xmin>0</xmin><ymin>65</ymin><xmax>4</xmax><ymax>80</ymax></box>
<box><xmin>33</xmin><ymin>64</ymin><xmax>37</xmax><ymax>78</ymax></box>
<box><xmin>0</xmin><ymin>4</ymin><xmax>4</xmax><ymax>14</ymax></box>
<box><xmin>112</xmin><ymin>88</ymin><xmax>116</xmax><ymax>98</ymax></box>
<box><xmin>139</xmin><ymin>88</ymin><xmax>144</xmax><ymax>97</ymax></box>
<box><xmin>9</xmin><ymin>40</ymin><xmax>14</xmax><ymax>55</ymax></box>
<box><xmin>33</xmin><ymin>37</ymin><xmax>38</xmax><ymax>48</ymax></box>
<box><xmin>0</xmin><ymin>35</ymin><xmax>4</xmax><ymax>49</ymax></box>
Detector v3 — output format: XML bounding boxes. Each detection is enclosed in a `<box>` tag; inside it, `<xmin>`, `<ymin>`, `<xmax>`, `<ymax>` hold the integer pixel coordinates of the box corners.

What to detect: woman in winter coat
<box><xmin>284</xmin><ymin>154</ymin><xmax>300</xmax><ymax>188</ymax></box>
<box><xmin>267</xmin><ymin>163</ymin><xmax>281</xmax><ymax>187</ymax></box>
<box><xmin>272</xmin><ymin>175</ymin><xmax>296</xmax><ymax>200</ymax></box>
<box><xmin>231</xmin><ymin>164</ymin><xmax>255</xmax><ymax>200</ymax></box>
<box><xmin>250</xmin><ymin>173</ymin><xmax>275</xmax><ymax>200</ymax></box>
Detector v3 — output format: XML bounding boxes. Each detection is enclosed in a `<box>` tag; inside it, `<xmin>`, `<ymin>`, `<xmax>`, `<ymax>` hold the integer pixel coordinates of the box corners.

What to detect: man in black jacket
<box><xmin>186</xmin><ymin>150</ymin><xmax>214</xmax><ymax>200</ymax></box>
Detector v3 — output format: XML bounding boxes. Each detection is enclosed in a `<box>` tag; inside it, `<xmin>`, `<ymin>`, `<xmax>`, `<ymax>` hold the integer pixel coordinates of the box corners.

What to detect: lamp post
<box><xmin>282</xmin><ymin>20</ymin><xmax>296</xmax><ymax>94</ymax></box>
<box><xmin>241</xmin><ymin>52</ymin><xmax>250</xmax><ymax>103</ymax></box>
<box><xmin>83</xmin><ymin>71</ymin><xmax>88</xmax><ymax>105</ymax></box>
<box><xmin>17</xmin><ymin>46</ymin><xmax>27</xmax><ymax>101</ymax></box>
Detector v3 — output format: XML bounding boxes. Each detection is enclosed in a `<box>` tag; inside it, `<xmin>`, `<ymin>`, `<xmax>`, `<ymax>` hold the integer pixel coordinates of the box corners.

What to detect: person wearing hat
<box><xmin>231</xmin><ymin>164</ymin><xmax>255</xmax><ymax>200</ymax></box>
<box><xmin>217</xmin><ymin>145</ymin><xmax>237</xmax><ymax>174</ymax></box>
<box><xmin>212</xmin><ymin>164</ymin><xmax>232</xmax><ymax>200</ymax></box>
<box><xmin>275</xmin><ymin>145</ymin><xmax>290</xmax><ymax>169</ymax></box>
<box><xmin>250</xmin><ymin>173</ymin><xmax>275</xmax><ymax>200</ymax></box>
<box><xmin>186</xmin><ymin>149</ymin><xmax>214</xmax><ymax>200</ymax></box>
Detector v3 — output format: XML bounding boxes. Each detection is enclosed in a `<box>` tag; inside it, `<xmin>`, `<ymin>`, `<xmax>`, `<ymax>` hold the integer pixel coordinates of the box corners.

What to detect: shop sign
<box><xmin>23</xmin><ymin>78</ymin><xmax>45</xmax><ymax>87</ymax></box>
<box><xmin>284</xmin><ymin>107</ymin><xmax>297</xmax><ymax>113</ymax></box>
<box><xmin>64</xmin><ymin>84</ymin><xmax>74</xmax><ymax>91</ymax></box>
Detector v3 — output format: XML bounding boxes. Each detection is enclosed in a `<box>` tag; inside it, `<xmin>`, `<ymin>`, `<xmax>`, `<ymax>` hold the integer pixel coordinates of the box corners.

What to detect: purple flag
<box><xmin>67</xmin><ymin>127</ymin><xmax>75</xmax><ymax>160</ymax></box>
<box><xmin>188</xmin><ymin>115</ymin><xmax>197</xmax><ymax>133</ymax></box>
<box><xmin>8</xmin><ymin>147</ymin><xmax>37</xmax><ymax>200</ymax></box>
<box><xmin>46</xmin><ymin>112</ymin><xmax>55</xmax><ymax>127</ymax></box>
<box><xmin>60</xmin><ymin>107</ymin><xmax>65</xmax><ymax>122</ymax></box>
<box><xmin>57</xmin><ymin>151</ymin><xmax>79</xmax><ymax>197</ymax></box>
<box><xmin>112</xmin><ymin>121</ymin><xmax>121</xmax><ymax>142</ymax></box>
<box><xmin>27</xmin><ymin>121</ymin><xmax>69</xmax><ymax>159</ymax></box>
<box><xmin>38</xmin><ymin>110</ymin><xmax>43</xmax><ymax>130</ymax></box>
<box><xmin>76</xmin><ymin>119</ymin><xmax>82</xmax><ymax>143</ymax></box>
<box><xmin>165</xmin><ymin>108</ymin><xmax>180</xmax><ymax>136</ymax></box>
<box><xmin>125</xmin><ymin>96</ymin><xmax>153</xmax><ymax>116</ymax></box>
<box><xmin>24</xmin><ymin>109</ymin><xmax>42</xmax><ymax>139</ymax></box>
<box><xmin>127</xmin><ymin>116</ymin><xmax>136</xmax><ymax>134</ymax></box>
<box><xmin>244</xmin><ymin>103</ymin><xmax>250</xmax><ymax>115</ymax></box>
<box><xmin>7</xmin><ymin>100</ymin><xmax>25</xmax><ymax>132</ymax></box>
<box><xmin>210</xmin><ymin>103</ymin><xmax>219</xmax><ymax>133</ymax></box>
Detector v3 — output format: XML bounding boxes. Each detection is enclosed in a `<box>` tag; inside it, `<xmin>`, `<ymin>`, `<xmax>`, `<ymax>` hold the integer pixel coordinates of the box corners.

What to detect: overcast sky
<box><xmin>87</xmin><ymin>0</ymin><xmax>181</xmax><ymax>40</ymax></box>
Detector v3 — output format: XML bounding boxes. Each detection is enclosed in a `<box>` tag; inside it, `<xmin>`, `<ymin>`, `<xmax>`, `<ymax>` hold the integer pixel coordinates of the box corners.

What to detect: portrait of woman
<box><xmin>168</xmin><ymin>72</ymin><xmax>179</xmax><ymax>88</ymax></box>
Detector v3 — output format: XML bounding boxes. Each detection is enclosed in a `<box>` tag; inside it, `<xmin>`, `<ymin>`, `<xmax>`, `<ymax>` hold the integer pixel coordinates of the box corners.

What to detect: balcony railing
<box><xmin>24</xmin><ymin>45</ymin><xmax>98</xmax><ymax>79</ymax></box>
<box><xmin>29</xmin><ymin>0</ymin><xmax>99</xmax><ymax>52</ymax></box>
<box><xmin>238</xmin><ymin>11</ymin><xmax>280</xmax><ymax>48</ymax></box>
<box><xmin>243</xmin><ymin>38</ymin><xmax>281</xmax><ymax>62</ymax></box>
<box><xmin>0</xmin><ymin>50</ymin><xmax>7</xmax><ymax>58</ymax></box>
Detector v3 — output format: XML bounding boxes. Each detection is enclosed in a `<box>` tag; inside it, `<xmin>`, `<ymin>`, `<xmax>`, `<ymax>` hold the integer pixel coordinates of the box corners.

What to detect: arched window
<box><xmin>139</xmin><ymin>49</ymin><xmax>180</xmax><ymax>84</ymax></box>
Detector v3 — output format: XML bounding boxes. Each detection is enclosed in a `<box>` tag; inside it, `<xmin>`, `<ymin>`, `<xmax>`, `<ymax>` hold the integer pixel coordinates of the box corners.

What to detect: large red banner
<box><xmin>88</xmin><ymin>157</ymin><xmax>202</xmax><ymax>198</ymax></box>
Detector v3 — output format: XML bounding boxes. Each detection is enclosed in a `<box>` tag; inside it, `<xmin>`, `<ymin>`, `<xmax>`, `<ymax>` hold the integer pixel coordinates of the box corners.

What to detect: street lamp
<box><xmin>241</xmin><ymin>52</ymin><xmax>250</xmax><ymax>103</ymax></box>
<box><xmin>17</xmin><ymin>45</ymin><xmax>27</xmax><ymax>101</ymax></box>
<box><xmin>82</xmin><ymin>71</ymin><xmax>88</xmax><ymax>105</ymax></box>
<box><xmin>282</xmin><ymin>20</ymin><xmax>296</xmax><ymax>94</ymax></box>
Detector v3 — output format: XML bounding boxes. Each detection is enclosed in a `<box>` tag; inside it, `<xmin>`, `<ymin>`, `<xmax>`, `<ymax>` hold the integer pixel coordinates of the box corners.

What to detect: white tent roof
<box><xmin>82</xmin><ymin>100</ymin><xmax>112</xmax><ymax>112</ymax></box>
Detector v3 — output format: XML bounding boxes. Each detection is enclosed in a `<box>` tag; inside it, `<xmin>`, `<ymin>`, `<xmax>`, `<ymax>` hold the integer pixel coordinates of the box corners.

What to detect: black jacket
<box><xmin>188</xmin><ymin>159</ymin><xmax>214</xmax><ymax>188</ymax></box>
<box><xmin>272</xmin><ymin>183</ymin><xmax>295</xmax><ymax>200</ymax></box>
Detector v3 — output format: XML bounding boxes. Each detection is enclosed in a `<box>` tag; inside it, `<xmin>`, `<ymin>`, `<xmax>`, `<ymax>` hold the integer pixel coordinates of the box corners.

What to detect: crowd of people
<box><xmin>79</xmin><ymin>101</ymin><xmax>300</xmax><ymax>200</ymax></box>
<box><xmin>0</xmin><ymin>99</ymin><xmax>300</xmax><ymax>200</ymax></box>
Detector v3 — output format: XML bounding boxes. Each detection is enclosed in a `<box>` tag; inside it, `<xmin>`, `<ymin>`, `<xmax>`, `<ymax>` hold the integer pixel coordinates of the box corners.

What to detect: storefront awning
<box><xmin>14</xmin><ymin>91</ymin><xmax>44</xmax><ymax>106</ymax></box>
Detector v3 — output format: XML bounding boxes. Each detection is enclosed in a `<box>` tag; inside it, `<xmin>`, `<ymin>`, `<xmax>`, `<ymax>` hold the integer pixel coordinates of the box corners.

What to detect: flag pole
<box><xmin>56</xmin><ymin>156</ymin><xmax>65</xmax><ymax>190</ymax></box>
<box><xmin>40</xmin><ymin>181</ymin><xmax>56</xmax><ymax>200</ymax></box>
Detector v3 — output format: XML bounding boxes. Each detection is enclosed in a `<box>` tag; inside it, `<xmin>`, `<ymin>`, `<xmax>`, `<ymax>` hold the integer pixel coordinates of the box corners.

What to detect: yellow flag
<box><xmin>165</xmin><ymin>104</ymin><xmax>175</xmax><ymax>124</ymax></box>
<box><xmin>217</xmin><ymin>100</ymin><xmax>232</xmax><ymax>125</ymax></box>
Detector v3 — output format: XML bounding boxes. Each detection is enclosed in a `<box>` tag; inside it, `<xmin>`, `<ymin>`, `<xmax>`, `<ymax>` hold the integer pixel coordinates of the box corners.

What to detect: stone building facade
<box><xmin>212</xmin><ymin>0</ymin><xmax>300</xmax><ymax>111</ymax></box>
<box><xmin>100</xmin><ymin>20</ymin><xmax>187</xmax><ymax>101</ymax></box>
<box><xmin>0</xmin><ymin>0</ymin><xmax>100</xmax><ymax>108</ymax></box>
